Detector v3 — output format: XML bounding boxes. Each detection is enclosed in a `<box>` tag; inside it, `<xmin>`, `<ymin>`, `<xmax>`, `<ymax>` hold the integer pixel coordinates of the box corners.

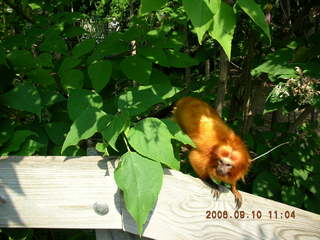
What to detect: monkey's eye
<box><xmin>225</xmin><ymin>163</ymin><xmax>232</xmax><ymax>167</ymax></box>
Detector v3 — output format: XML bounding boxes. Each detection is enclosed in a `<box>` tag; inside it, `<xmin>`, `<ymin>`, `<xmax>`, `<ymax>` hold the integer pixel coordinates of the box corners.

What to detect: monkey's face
<box><xmin>215</xmin><ymin>145</ymin><xmax>234</xmax><ymax>176</ymax></box>
<box><xmin>216</xmin><ymin>158</ymin><xmax>233</xmax><ymax>176</ymax></box>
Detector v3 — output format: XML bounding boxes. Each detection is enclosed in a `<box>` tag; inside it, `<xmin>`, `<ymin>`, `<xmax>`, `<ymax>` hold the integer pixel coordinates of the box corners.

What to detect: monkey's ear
<box><xmin>231</xmin><ymin>151</ymin><xmax>242</xmax><ymax>162</ymax></box>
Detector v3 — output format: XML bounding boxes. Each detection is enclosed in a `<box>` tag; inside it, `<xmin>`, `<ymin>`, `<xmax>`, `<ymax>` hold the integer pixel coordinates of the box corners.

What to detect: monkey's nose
<box><xmin>216</xmin><ymin>168</ymin><xmax>226</xmax><ymax>176</ymax></box>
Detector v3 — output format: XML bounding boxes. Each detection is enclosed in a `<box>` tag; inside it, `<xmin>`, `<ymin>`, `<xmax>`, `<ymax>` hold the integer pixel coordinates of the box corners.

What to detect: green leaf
<box><xmin>29</xmin><ymin>3</ymin><xmax>42</xmax><ymax>10</ymax></box>
<box><xmin>101</xmin><ymin>112</ymin><xmax>130</xmax><ymax>151</ymax></box>
<box><xmin>7</xmin><ymin>50</ymin><xmax>36</xmax><ymax>72</ymax></box>
<box><xmin>161</xmin><ymin>119</ymin><xmax>195</xmax><ymax>147</ymax></box>
<box><xmin>28</xmin><ymin>68</ymin><xmax>55</xmax><ymax>86</ymax></box>
<box><xmin>252</xmin><ymin>171</ymin><xmax>281</xmax><ymax>199</ymax></box>
<box><xmin>51</xmin><ymin>145</ymin><xmax>85</xmax><ymax>156</ymax></box>
<box><xmin>60</xmin><ymin>69</ymin><xmax>84</xmax><ymax>91</ymax></box>
<box><xmin>139</xmin><ymin>47</ymin><xmax>169</xmax><ymax>67</ymax></box>
<box><xmin>0</xmin><ymin>82</ymin><xmax>42</xmax><ymax>116</ymax></box>
<box><xmin>183</xmin><ymin>0</ymin><xmax>214</xmax><ymax>43</ymax></box>
<box><xmin>263</xmin><ymin>83</ymin><xmax>286</xmax><ymax>114</ymax></box>
<box><xmin>140</xmin><ymin>0</ymin><xmax>167</xmax><ymax>14</ymax></box>
<box><xmin>118</xmin><ymin>79</ymin><xmax>180</xmax><ymax>116</ymax></box>
<box><xmin>40</xmin><ymin>36</ymin><xmax>67</xmax><ymax>53</ymax></box>
<box><xmin>38</xmin><ymin>89</ymin><xmax>65</xmax><ymax>107</ymax></box>
<box><xmin>209</xmin><ymin>0</ymin><xmax>221</xmax><ymax>15</ymax></box>
<box><xmin>166</xmin><ymin>49</ymin><xmax>199</xmax><ymax>68</ymax></box>
<box><xmin>88</xmin><ymin>33</ymin><xmax>129</xmax><ymax>63</ymax></box>
<box><xmin>45</xmin><ymin>122</ymin><xmax>70</xmax><ymax>145</ymax></box>
<box><xmin>114</xmin><ymin>152</ymin><xmax>163</xmax><ymax>234</ymax></box>
<box><xmin>120</xmin><ymin>55</ymin><xmax>152</xmax><ymax>84</ymax></box>
<box><xmin>209</xmin><ymin>1</ymin><xmax>236</xmax><ymax>60</ymax></box>
<box><xmin>281</xmin><ymin>186</ymin><xmax>304</xmax><ymax>208</ymax></box>
<box><xmin>88</xmin><ymin>60</ymin><xmax>112</xmax><ymax>92</ymax></box>
<box><xmin>1</xmin><ymin>130</ymin><xmax>37</xmax><ymax>156</ymax></box>
<box><xmin>149</xmin><ymin>68</ymin><xmax>170</xmax><ymax>84</ymax></box>
<box><xmin>59</xmin><ymin>56</ymin><xmax>82</xmax><ymax>74</ymax></box>
<box><xmin>67</xmin><ymin>89</ymin><xmax>103</xmax><ymax>121</ymax></box>
<box><xmin>127</xmin><ymin>118</ymin><xmax>179</xmax><ymax>169</ymax></box>
<box><xmin>293</xmin><ymin>169</ymin><xmax>309</xmax><ymax>181</ymax></box>
<box><xmin>96</xmin><ymin>142</ymin><xmax>109</xmax><ymax>156</ymax></box>
<box><xmin>72</xmin><ymin>39</ymin><xmax>96</xmax><ymax>57</ymax></box>
<box><xmin>15</xmin><ymin>139</ymin><xmax>43</xmax><ymax>156</ymax></box>
<box><xmin>61</xmin><ymin>107</ymin><xmax>108</xmax><ymax>153</ymax></box>
<box><xmin>147</xmin><ymin>30</ymin><xmax>184</xmax><ymax>49</ymax></box>
<box><xmin>237</xmin><ymin>0</ymin><xmax>271</xmax><ymax>42</ymax></box>
<box><xmin>36</xmin><ymin>53</ymin><xmax>53</xmax><ymax>68</ymax></box>
<box><xmin>251</xmin><ymin>48</ymin><xmax>296</xmax><ymax>79</ymax></box>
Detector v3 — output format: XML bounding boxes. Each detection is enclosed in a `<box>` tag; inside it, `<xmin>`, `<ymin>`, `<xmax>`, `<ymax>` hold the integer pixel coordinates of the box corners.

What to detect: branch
<box><xmin>215</xmin><ymin>48</ymin><xmax>228</xmax><ymax>115</ymax></box>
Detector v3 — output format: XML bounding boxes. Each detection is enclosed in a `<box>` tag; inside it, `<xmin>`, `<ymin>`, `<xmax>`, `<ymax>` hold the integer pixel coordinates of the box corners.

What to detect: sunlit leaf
<box><xmin>237</xmin><ymin>0</ymin><xmax>271</xmax><ymax>42</ymax></box>
<box><xmin>101</xmin><ymin>112</ymin><xmax>130</xmax><ymax>151</ymax></box>
<box><xmin>118</xmin><ymin>77</ymin><xmax>179</xmax><ymax>116</ymax></box>
<box><xmin>67</xmin><ymin>89</ymin><xmax>103</xmax><ymax>121</ymax></box>
<box><xmin>0</xmin><ymin>130</ymin><xmax>37</xmax><ymax>156</ymax></box>
<box><xmin>114</xmin><ymin>152</ymin><xmax>163</xmax><ymax>234</ymax></box>
<box><xmin>61</xmin><ymin>107</ymin><xmax>108</xmax><ymax>153</ymax></box>
<box><xmin>183</xmin><ymin>0</ymin><xmax>214</xmax><ymax>43</ymax></box>
<box><xmin>161</xmin><ymin>119</ymin><xmax>195</xmax><ymax>147</ymax></box>
<box><xmin>209</xmin><ymin>1</ymin><xmax>236</xmax><ymax>60</ymax></box>
<box><xmin>127</xmin><ymin>118</ymin><xmax>179</xmax><ymax>169</ymax></box>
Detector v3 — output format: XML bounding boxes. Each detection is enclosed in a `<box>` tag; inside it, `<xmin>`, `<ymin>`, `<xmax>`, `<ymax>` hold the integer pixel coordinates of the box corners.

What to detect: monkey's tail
<box><xmin>251</xmin><ymin>141</ymin><xmax>289</xmax><ymax>161</ymax></box>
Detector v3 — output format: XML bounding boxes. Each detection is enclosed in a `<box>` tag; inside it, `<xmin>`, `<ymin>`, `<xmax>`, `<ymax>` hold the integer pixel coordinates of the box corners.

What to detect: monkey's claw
<box><xmin>235</xmin><ymin>195</ymin><xmax>242</xmax><ymax>209</ymax></box>
<box><xmin>208</xmin><ymin>179</ymin><xmax>221</xmax><ymax>199</ymax></box>
<box><xmin>233</xmin><ymin>191</ymin><xmax>243</xmax><ymax>209</ymax></box>
<box><xmin>211</xmin><ymin>187</ymin><xmax>221</xmax><ymax>199</ymax></box>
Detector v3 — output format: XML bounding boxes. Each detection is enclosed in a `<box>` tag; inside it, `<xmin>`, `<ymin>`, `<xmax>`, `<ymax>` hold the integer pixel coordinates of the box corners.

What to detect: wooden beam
<box><xmin>0</xmin><ymin>156</ymin><xmax>122</xmax><ymax>229</ymax></box>
<box><xmin>0</xmin><ymin>156</ymin><xmax>320</xmax><ymax>240</ymax></box>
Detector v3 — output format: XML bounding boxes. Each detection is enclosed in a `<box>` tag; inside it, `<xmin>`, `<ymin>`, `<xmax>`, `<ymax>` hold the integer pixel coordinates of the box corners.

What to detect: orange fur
<box><xmin>174</xmin><ymin>97</ymin><xmax>251</xmax><ymax>208</ymax></box>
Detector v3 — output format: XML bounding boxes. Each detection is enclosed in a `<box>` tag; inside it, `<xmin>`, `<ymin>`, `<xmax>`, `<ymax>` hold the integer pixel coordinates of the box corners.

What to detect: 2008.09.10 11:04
<box><xmin>205</xmin><ymin>210</ymin><xmax>296</xmax><ymax>220</ymax></box>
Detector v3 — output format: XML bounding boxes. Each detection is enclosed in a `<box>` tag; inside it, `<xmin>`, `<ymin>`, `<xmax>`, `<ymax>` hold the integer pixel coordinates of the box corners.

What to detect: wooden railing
<box><xmin>0</xmin><ymin>156</ymin><xmax>319</xmax><ymax>240</ymax></box>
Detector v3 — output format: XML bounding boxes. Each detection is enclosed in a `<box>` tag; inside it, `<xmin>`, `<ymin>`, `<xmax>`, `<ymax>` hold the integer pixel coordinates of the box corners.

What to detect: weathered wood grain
<box><xmin>0</xmin><ymin>156</ymin><xmax>122</xmax><ymax>229</ymax></box>
<box><xmin>123</xmin><ymin>169</ymin><xmax>320</xmax><ymax>239</ymax></box>
<box><xmin>0</xmin><ymin>156</ymin><xmax>319</xmax><ymax>240</ymax></box>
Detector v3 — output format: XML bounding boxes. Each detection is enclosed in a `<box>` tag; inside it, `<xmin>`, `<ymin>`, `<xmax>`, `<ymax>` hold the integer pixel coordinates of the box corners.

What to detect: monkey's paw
<box><xmin>234</xmin><ymin>192</ymin><xmax>243</xmax><ymax>209</ymax></box>
<box><xmin>210</xmin><ymin>186</ymin><xmax>221</xmax><ymax>199</ymax></box>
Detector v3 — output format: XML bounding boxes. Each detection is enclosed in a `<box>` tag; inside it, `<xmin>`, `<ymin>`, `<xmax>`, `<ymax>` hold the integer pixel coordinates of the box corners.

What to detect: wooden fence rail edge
<box><xmin>0</xmin><ymin>156</ymin><xmax>319</xmax><ymax>240</ymax></box>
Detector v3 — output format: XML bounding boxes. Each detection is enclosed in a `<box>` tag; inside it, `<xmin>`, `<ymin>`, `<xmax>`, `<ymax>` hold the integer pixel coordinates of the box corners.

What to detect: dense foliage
<box><xmin>0</xmin><ymin>0</ymin><xmax>319</xmax><ymax>238</ymax></box>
